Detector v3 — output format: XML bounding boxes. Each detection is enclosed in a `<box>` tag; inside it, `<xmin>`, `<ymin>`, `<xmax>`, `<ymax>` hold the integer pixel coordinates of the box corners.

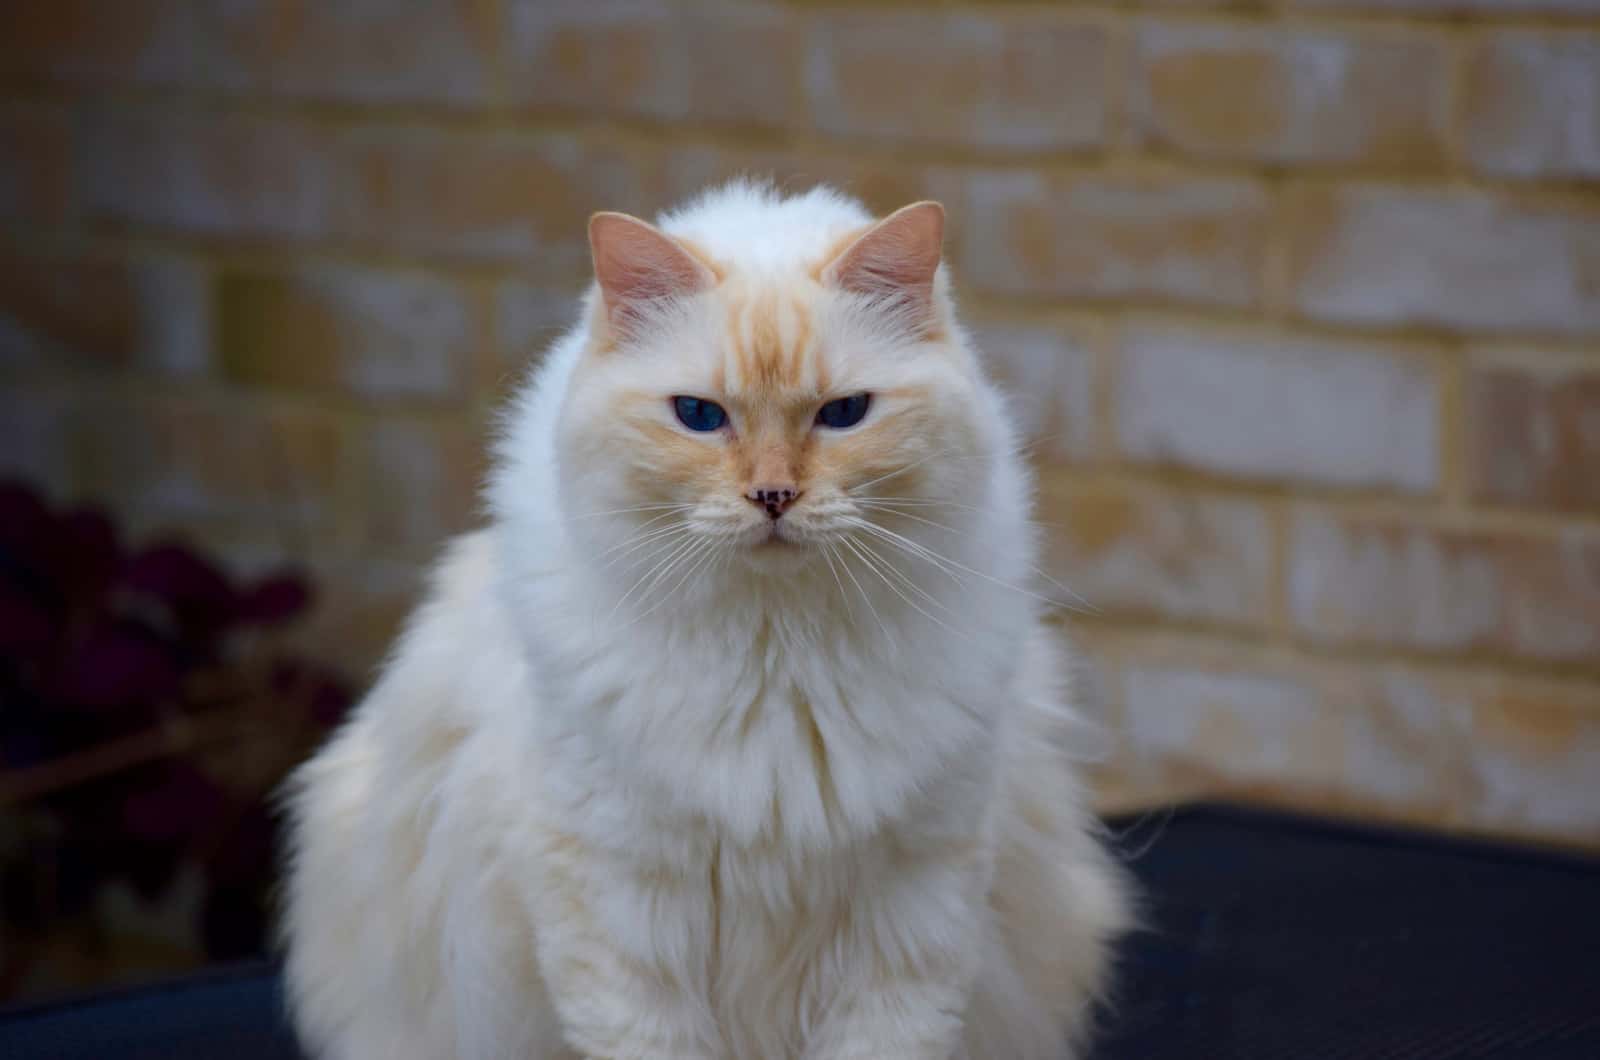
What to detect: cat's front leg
<box><xmin>803</xmin><ymin>980</ymin><xmax>970</xmax><ymax>1060</ymax></box>
<box><xmin>802</xmin><ymin>854</ymin><xmax>987</xmax><ymax>1060</ymax></box>
<box><xmin>540</xmin><ymin>930</ymin><xmax>721</xmax><ymax>1060</ymax></box>
<box><xmin>539</xmin><ymin>919</ymin><xmax>723</xmax><ymax>1060</ymax></box>
<box><xmin>533</xmin><ymin>833</ymin><xmax>723</xmax><ymax>1060</ymax></box>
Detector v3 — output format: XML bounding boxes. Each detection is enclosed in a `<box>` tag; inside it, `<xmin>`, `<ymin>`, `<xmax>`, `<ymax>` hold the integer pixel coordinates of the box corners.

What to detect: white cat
<box><xmin>281</xmin><ymin>181</ymin><xmax>1129</xmax><ymax>1060</ymax></box>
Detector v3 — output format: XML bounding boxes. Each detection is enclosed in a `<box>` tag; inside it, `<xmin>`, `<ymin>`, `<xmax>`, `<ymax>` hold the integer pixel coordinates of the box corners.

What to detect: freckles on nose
<box><xmin>739</xmin><ymin>442</ymin><xmax>804</xmax><ymax>518</ymax></box>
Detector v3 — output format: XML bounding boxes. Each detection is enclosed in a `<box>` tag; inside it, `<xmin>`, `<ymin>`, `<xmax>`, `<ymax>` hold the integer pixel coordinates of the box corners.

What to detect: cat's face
<box><xmin>559</xmin><ymin>202</ymin><xmax>992</xmax><ymax>580</ymax></box>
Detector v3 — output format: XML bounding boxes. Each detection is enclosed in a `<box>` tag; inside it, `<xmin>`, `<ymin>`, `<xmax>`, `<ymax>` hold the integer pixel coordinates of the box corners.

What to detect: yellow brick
<box><xmin>70</xmin><ymin>393</ymin><xmax>348</xmax><ymax>534</ymax></box>
<box><xmin>354</xmin><ymin>415</ymin><xmax>485</xmax><ymax>555</ymax></box>
<box><xmin>1469</xmin><ymin>354</ymin><xmax>1600</xmax><ymax>514</ymax></box>
<box><xmin>335</xmin><ymin>128</ymin><xmax>648</xmax><ymax>272</ymax></box>
<box><xmin>1131</xmin><ymin>21</ymin><xmax>1450</xmax><ymax>166</ymax></box>
<box><xmin>78</xmin><ymin>110</ymin><xmax>338</xmax><ymax>240</ymax></box>
<box><xmin>218</xmin><ymin>265</ymin><xmax>476</xmax><ymax>400</ymax></box>
<box><xmin>1284</xmin><ymin>184</ymin><xmax>1600</xmax><ymax>335</ymax></box>
<box><xmin>949</xmin><ymin>170</ymin><xmax>1271</xmax><ymax>307</ymax></box>
<box><xmin>0</xmin><ymin>253</ymin><xmax>210</xmax><ymax>378</ymax></box>
<box><xmin>1037</xmin><ymin>479</ymin><xmax>1275</xmax><ymax>627</ymax></box>
<box><xmin>506</xmin><ymin>1</ymin><xmax>800</xmax><ymax>129</ymax></box>
<box><xmin>1464</xmin><ymin>30</ymin><xmax>1600</xmax><ymax>180</ymax></box>
<box><xmin>0</xmin><ymin>0</ymin><xmax>190</xmax><ymax>86</ymax></box>
<box><xmin>0</xmin><ymin>105</ymin><xmax>71</xmax><ymax>223</ymax></box>
<box><xmin>1289</xmin><ymin>507</ymin><xmax>1600</xmax><ymax>665</ymax></box>
<box><xmin>806</xmin><ymin>10</ymin><xmax>1109</xmax><ymax>151</ymax></box>
<box><xmin>194</xmin><ymin>0</ymin><xmax>496</xmax><ymax>104</ymax></box>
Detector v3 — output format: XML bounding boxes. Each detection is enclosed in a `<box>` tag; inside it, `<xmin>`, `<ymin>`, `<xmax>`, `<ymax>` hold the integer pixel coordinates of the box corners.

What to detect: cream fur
<box><xmin>281</xmin><ymin>181</ymin><xmax>1130</xmax><ymax>1060</ymax></box>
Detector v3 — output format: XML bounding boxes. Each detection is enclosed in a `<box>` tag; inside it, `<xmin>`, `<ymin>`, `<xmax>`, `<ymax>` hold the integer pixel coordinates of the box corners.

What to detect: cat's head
<box><xmin>556</xmin><ymin>186</ymin><xmax>1003</xmax><ymax>582</ymax></box>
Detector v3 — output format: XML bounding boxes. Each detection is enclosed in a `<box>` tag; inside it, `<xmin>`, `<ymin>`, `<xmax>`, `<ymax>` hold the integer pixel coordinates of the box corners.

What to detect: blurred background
<box><xmin>1</xmin><ymin>0</ymin><xmax>1597</xmax><ymax>1007</ymax></box>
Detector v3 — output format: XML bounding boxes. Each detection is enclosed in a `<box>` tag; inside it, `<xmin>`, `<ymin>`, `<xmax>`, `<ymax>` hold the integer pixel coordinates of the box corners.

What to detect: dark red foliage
<box><xmin>55</xmin><ymin>508</ymin><xmax>121</xmax><ymax>606</ymax></box>
<box><xmin>0</xmin><ymin>482</ymin><xmax>53</xmax><ymax>568</ymax></box>
<box><xmin>0</xmin><ymin>584</ymin><xmax>54</xmax><ymax>659</ymax></box>
<box><xmin>120</xmin><ymin>542</ymin><xmax>241</xmax><ymax>648</ymax></box>
<box><xmin>239</xmin><ymin>571</ymin><xmax>312</xmax><ymax>626</ymax></box>
<box><xmin>122</xmin><ymin>763</ymin><xmax>230</xmax><ymax>844</ymax></box>
<box><xmin>52</xmin><ymin>619</ymin><xmax>181</xmax><ymax>714</ymax></box>
<box><xmin>206</xmin><ymin>803</ymin><xmax>277</xmax><ymax>889</ymax></box>
<box><xmin>0</xmin><ymin>478</ymin><xmax>353</xmax><ymax>966</ymax></box>
<box><xmin>270</xmin><ymin>658</ymin><xmax>355</xmax><ymax>727</ymax></box>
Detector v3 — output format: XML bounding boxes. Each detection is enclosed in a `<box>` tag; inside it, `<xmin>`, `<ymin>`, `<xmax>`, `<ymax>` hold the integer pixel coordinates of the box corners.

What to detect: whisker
<box><xmin>635</xmin><ymin>535</ymin><xmax>712</xmax><ymax>611</ymax></box>
<box><xmin>851</xmin><ymin>495</ymin><xmax>1071</xmax><ymax>533</ymax></box>
<box><xmin>595</xmin><ymin>520</ymin><xmax>691</xmax><ymax>570</ymax></box>
<box><xmin>849</xmin><ymin>519</ymin><xmax>969</xmax><ymax>589</ymax></box>
<box><xmin>847</xmin><ymin>497</ymin><xmax>1002</xmax><ymax>517</ymax></box>
<box><xmin>626</xmin><ymin>537</ymin><xmax>720</xmax><ymax>628</ymax></box>
<box><xmin>608</xmin><ymin>528</ymin><xmax>691</xmax><ymax>582</ymax></box>
<box><xmin>607</xmin><ymin>534</ymin><xmax>701</xmax><ymax>621</ymax></box>
<box><xmin>834</xmin><ymin>537</ymin><xmax>894</xmax><ymax>647</ymax></box>
<box><xmin>567</xmin><ymin>502</ymin><xmax>695</xmax><ymax>522</ymax></box>
<box><xmin>842</xmin><ymin>536</ymin><xmax>972</xmax><ymax>644</ymax></box>
<box><xmin>847</xmin><ymin>518</ymin><xmax>1089</xmax><ymax>615</ymax></box>
<box><xmin>845</xmin><ymin>441</ymin><xmax>978</xmax><ymax>496</ymax></box>
<box><xmin>854</xmin><ymin>502</ymin><xmax>963</xmax><ymax>536</ymax></box>
<box><xmin>853</xmin><ymin>503</ymin><xmax>1098</xmax><ymax>614</ymax></box>
<box><xmin>846</xmin><ymin>529</ymin><xmax>963</xmax><ymax>619</ymax></box>
<box><xmin>819</xmin><ymin>541</ymin><xmax>855</xmax><ymax>626</ymax></box>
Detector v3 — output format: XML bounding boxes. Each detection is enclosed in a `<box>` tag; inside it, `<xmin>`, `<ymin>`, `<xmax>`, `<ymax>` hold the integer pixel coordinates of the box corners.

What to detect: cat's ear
<box><xmin>821</xmin><ymin>201</ymin><xmax>945</xmax><ymax>315</ymax></box>
<box><xmin>588</xmin><ymin>211</ymin><xmax>716</xmax><ymax>333</ymax></box>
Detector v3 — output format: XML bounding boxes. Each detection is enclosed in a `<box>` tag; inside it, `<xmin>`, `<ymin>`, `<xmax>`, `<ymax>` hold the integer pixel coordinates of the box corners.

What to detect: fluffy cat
<box><xmin>281</xmin><ymin>181</ymin><xmax>1129</xmax><ymax>1060</ymax></box>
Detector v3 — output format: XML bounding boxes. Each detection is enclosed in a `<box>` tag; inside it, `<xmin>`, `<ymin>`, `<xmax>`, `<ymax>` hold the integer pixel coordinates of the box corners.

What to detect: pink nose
<box><xmin>746</xmin><ymin>485</ymin><xmax>799</xmax><ymax>519</ymax></box>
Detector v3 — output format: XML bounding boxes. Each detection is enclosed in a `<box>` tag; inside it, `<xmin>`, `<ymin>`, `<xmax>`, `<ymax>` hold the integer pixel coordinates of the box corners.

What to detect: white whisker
<box><xmin>607</xmin><ymin>534</ymin><xmax>701</xmax><ymax>621</ymax></box>
<box><xmin>844</xmin><ymin>528</ymin><xmax>962</xmax><ymax>617</ymax></box>
<box><xmin>842</xmin><ymin>536</ymin><xmax>970</xmax><ymax>644</ymax></box>
<box><xmin>848</xmin><ymin>517</ymin><xmax>1088</xmax><ymax>615</ymax></box>
<box><xmin>849</xmin><ymin>518</ymin><xmax>969</xmax><ymax>589</ymax></box>
<box><xmin>595</xmin><ymin>520</ymin><xmax>691</xmax><ymax>570</ymax></box>
<box><xmin>852</xmin><ymin>495</ymin><xmax>1072</xmax><ymax>533</ymax></box>
<box><xmin>568</xmin><ymin>502</ymin><xmax>695</xmax><ymax>522</ymax></box>
<box><xmin>625</xmin><ymin>537</ymin><xmax>720</xmax><ymax>629</ymax></box>
<box><xmin>833</xmin><ymin>536</ymin><xmax>894</xmax><ymax>647</ymax></box>
<box><xmin>819</xmin><ymin>541</ymin><xmax>855</xmax><ymax>626</ymax></box>
<box><xmin>853</xmin><ymin>503</ymin><xmax>1098</xmax><ymax>614</ymax></box>
<box><xmin>845</xmin><ymin>442</ymin><xmax>976</xmax><ymax>496</ymax></box>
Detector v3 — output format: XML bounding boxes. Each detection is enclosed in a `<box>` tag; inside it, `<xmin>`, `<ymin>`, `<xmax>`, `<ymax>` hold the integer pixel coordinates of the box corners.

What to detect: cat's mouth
<box><xmin>741</xmin><ymin>518</ymin><xmax>816</xmax><ymax>556</ymax></box>
<box><xmin>738</xmin><ymin>522</ymin><xmax>815</xmax><ymax>572</ymax></box>
<box><xmin>754</xmin><ymin>523</ymin><xmax>800</xmax><ymax>548</ymax></box>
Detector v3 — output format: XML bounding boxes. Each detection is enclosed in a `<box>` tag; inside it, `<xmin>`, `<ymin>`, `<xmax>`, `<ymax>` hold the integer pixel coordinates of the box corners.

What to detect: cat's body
<box><xmin>282</xmin><ymin>183</ymin><xmax>1129</xmax><ymax>1060</ymax></box>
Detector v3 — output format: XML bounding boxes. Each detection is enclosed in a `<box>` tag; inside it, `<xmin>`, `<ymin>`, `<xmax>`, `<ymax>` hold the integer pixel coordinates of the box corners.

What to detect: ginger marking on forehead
<box><xmin>725</xmin><ymin>288</ymin><xmax>821</xmax><ymax>394</ymax></box>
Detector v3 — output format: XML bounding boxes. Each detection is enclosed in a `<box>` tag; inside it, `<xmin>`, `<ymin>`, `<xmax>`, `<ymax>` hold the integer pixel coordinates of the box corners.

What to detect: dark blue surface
<box><xmin>1096</xmin><ymin>806</ymin><xmax>1600</xmax><ymax>1058</ymax></box>
<box><xmin>4</xmin><ymin>804</ymin><xmax>1598</xmax><ymax>1058</ymax></box>
<box><xmin>0</xmin><ymin>962</ymin><xmax>300</xmax><ymax>1059</ymax></box>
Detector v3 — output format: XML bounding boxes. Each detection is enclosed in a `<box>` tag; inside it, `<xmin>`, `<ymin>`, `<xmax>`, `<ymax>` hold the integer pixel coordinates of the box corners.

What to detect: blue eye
<box><xmin>816</xmin><ymin>393</ymin><xmax>871</xmax><ymax>430</ymax></box>
<box><xmin>673</xmin><ymin>396</ymin><xmax>727</xmax><ymax>432</ymax></box>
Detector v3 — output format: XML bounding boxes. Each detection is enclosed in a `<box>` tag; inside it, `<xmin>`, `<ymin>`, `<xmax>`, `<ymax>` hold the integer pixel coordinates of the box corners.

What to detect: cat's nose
<box><xmin>746</xmin><ymin>485</ymin><xmax>800</xmax><ymax>519</ymax></box>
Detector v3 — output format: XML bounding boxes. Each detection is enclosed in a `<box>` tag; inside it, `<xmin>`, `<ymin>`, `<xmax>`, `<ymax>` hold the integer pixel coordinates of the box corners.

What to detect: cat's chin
<box><xmin>737</xmin><ymin>528</ymin><xmax>816</xmax><ymax>573</ymax></box>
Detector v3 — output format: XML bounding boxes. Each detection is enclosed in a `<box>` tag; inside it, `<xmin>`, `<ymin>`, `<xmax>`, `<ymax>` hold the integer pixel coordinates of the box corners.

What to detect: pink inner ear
<box><xmin>589</xmin><ymin>212</ymin><xmax>713</xmax><ymax>322</ymax></box>
<box><xmin>824</xmin><ymin>201</ymin><xmax>945</xmax><ymax>298</ymax></box>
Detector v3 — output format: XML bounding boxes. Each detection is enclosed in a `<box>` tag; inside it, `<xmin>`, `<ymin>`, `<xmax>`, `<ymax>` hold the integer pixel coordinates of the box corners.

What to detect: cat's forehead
<box><xmin>658</xmin><ymin>183</ymin><xmax>873</xmax><ymax>272</ymax></box>
<box><xmin>706</xmin><ymin>278</ymin><xmax>833</xmax><ymax>397</ymax></box>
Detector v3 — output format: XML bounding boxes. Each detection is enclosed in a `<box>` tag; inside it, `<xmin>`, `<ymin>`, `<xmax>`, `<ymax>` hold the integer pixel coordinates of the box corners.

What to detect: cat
<box><xmin>281</xmin><ymin>180</ymin><xmax>1130</xmax><ymax>1060</ymax></box>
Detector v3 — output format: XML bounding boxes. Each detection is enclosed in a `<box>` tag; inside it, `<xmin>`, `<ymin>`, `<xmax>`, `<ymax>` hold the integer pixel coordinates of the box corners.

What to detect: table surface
<box><xmin>4</xmin><ymin>803</ymin><xmax>1598</xmax><ymax>1059</ymax></box>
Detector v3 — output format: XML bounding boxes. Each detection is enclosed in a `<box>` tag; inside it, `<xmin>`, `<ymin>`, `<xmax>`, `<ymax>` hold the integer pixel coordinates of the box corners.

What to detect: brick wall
<box><xmin>2</xmin><ymin>0</ymin><xmax>1596</xmax><ymax>846</ymax></box>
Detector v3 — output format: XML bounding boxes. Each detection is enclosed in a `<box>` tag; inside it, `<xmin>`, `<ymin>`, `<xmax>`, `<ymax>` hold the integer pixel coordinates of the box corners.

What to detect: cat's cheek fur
<box><xmin>281</xmin><ymin>182</ymin><xmax>1130</xmax><ymax>1060</ymax></box>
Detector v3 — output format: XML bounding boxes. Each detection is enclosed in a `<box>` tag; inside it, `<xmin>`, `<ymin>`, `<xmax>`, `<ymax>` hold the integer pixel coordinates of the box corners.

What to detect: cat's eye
<box><xmin>816</xmin><ymin>393</ymin><xmax>871</xmax><ymax>430</ymax></box>
<box><xmin>673</xmin><ymin>396</ymin><xmax>727</xmax><ymax>432</ymax></box>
